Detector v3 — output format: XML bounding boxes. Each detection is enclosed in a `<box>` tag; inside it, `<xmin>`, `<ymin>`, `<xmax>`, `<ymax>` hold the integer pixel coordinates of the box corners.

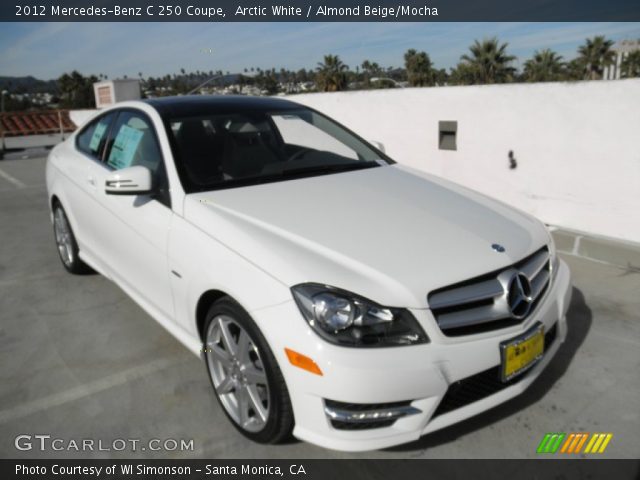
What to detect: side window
<box><xmin>106</xmin><ymin>112</ymin><xmax>162</xmax><ymax>172</ymax></box>
<box><xmin>105</xmin><ymin>110</ymin><xmax>170</xmax><ymax>207</ymax></box>
<box><xmin>76</xmin><ymin>113</ymin><xmax>115</xmax><ymax>159</ymax></box>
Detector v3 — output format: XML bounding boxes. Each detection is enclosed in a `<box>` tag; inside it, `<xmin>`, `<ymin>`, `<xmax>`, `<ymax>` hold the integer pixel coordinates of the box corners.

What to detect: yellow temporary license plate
<box><xmin>500</xmin><ymin>324</ymin><xmax>545</xmax><ymax>382</ymax></box>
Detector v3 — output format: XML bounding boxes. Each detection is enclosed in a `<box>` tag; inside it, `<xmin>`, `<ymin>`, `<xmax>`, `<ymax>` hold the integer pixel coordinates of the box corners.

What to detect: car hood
<box><xmin>185</xmin><ymin>165</ymin><xmax>549</xmax><ymax>308</ymax></box>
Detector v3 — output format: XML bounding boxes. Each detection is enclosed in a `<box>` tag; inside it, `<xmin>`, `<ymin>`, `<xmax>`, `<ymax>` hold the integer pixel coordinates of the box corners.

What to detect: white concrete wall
<box><xmin>290</xmin><ymin>79</ymin><xmax>640</xmax><ymax>244</ymax></box>
<box><xmin>69</xmin><ymin>109</ymin><xmax>98</xmax><ymax>127</ymax></box>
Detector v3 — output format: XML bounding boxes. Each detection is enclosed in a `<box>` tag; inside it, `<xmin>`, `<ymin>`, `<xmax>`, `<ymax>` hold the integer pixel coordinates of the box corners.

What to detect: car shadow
<box><xmin>383</xmin><ymin>286</ymin><xmax>592</xmax><ymax>453</ymax></box>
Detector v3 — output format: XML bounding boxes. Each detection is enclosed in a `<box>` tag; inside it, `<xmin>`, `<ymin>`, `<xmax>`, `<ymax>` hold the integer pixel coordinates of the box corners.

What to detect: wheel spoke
<box><xmin>217</xmin><ymin>318</ymin><xmax>238</xmax><ymax>356</ymax></box>
<box><xmin>207</xmin><ymin>343</ymin><xmax>232</xmax><ymax>368</ymax></box>
<box><xmin>236</xmin><ymin>385</ymin><xmax>250</xmax><ymax>427</ymax></box>
<box><xmin>215</xmin><ymin>376</ymin><xmax>234</xmax><ymax>395</ymax></box>
<box><xmin>246</xmin><ymin>385</ymin><xmax>268</xmax><ymax>423</ymax></box>
<box><xmin>242</xmin><ymin>365</ymin><xmax>267</xmax><ymax>385</ymax></box>
<box><xmin>236</xmin><ymin>330</ymin><xmax>250</xmax><ymax>365</ymax></box>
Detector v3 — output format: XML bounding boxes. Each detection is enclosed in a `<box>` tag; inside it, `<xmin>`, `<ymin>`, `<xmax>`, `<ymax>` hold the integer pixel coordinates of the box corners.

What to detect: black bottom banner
<box><xmin>2</xmin><ymin>459</ymin><xmax>639</xmax><ymax>480</ymax></box>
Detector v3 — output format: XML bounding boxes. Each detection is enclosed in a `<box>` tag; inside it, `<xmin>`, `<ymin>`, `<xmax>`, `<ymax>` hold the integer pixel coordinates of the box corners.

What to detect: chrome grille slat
<box><xmin>437</xmin><ymin>304</ymin><xmax>510</xmax><ymax>330</ymax></box>
<box><xmin>519</xmin><ymin>249</ymin><xmax>548</xmax><ymax>279</ymax></box>
<box><xmin>428</xmin><ymin>247</ymin><xmax>551</xmax><ymax>336</ymax></box>
<box><xmin>530</xmin><ymin>269</ymin><xmax>550</xmax><ymax>299</ymax></box>
<box><xmin>428</xmin><ymin>278</ymin><xmax>503</xmax><ymax>310</ymax></box>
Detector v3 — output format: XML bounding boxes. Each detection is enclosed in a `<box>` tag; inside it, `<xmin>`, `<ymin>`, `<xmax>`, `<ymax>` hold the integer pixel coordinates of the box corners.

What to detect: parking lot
<box><xmin>0</xmin><ymin>156</ymin><xmax>638</xmax><ymax>459</ymax></box>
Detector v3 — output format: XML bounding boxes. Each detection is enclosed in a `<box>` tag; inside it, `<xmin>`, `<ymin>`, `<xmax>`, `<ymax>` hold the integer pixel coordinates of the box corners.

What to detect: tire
<box><xmin>52</xmin><ymin>203</ymin><xmax>92</xmax><ymax>274</ymax></box>
<box><xmin>203</xmin><ymin>297</ymin><xmax>294</xmax><ymax>443</ymax></box>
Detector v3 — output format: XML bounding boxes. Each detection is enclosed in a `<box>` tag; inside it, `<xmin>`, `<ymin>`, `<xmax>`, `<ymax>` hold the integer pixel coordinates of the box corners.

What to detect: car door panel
<box><xmin>60</xmin><ymin>113</ymin><xmax>116</xmax><ymax>273</ymax></box>
<box><xmin>82</xmin><ymin>109</ymin><xmax>175</xmax><ymax>320</ymax></box>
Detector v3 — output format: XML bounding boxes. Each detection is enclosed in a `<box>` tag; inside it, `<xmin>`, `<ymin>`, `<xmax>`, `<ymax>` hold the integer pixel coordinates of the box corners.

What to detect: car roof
<box><xmin>143</xmin><ymin>95</ymin><xmax>305</xmax><ymax>119</ymax></box>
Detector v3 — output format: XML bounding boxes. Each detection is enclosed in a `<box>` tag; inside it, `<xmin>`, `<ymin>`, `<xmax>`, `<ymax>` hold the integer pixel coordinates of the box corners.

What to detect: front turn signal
<box><xmin>285</xmin><ymin>348</ymin><xmax>323</xmax><ymax>376</ymax></box>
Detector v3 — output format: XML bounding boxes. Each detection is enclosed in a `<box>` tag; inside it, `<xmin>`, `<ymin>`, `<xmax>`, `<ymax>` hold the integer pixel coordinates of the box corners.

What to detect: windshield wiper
<box><xmin>192</xmin><ymin>161</ymin><xmax>382</xmax><ymax>192</ymax></box>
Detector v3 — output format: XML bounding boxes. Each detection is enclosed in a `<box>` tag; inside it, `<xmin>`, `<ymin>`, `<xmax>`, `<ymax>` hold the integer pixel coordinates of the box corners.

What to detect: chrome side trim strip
<box><xmin>324</xmin><ymin>405</ymin><xmax>421</xmax><ymax>424</ymax></box>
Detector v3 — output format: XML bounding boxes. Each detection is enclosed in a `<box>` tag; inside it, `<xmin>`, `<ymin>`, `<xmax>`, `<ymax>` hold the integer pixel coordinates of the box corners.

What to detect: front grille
<box><xmin>432</xmin><ymin>323</ymin><xmax>558</xmax><ymax>418</ymax></box>
<box><xmin>324</xmin><ymin>399</ymin><xmax>417</xmax><ymax>430</ymax></box>
<box><xmin>428</xmin><ymin>247</ymin><xmax>551</xmax><ymax>336</ymax></box>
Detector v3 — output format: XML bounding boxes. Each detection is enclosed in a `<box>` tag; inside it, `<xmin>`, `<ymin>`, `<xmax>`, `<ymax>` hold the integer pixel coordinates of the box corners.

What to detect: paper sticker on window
<box><xmin>107</xmin><ymin>125</ymin><xmax>143</xmax><ymax>169</ymax></box>
<box><xmin>88</xmin><ymin>121</ymin><xmax>108</xmax><ymax>152</ymax></box>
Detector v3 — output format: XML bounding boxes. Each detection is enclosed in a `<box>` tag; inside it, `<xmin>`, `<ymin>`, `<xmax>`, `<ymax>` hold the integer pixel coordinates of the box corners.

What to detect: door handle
<box><xmin>87</xmin><ymin>176</ymin><xmax>96</xmax><ymax>187</ymax></box>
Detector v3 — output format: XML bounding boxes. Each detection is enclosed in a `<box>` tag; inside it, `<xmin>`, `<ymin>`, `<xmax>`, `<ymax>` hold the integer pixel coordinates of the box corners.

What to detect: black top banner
<box><xmin>4</xmin><ymin>0</ymin><xmax>640</xmax><ymax>22</ymax></box>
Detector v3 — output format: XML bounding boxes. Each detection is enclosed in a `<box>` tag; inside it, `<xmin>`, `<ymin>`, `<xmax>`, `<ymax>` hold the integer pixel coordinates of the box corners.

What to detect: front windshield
<box><xmin>167</xmin><ymin>108</ymin><xmax>391</xmax><ymax>192</ymax></box>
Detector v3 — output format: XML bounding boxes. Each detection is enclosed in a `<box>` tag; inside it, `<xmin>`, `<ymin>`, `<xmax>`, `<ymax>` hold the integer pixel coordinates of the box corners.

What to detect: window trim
<box><xmin>79</xmin><ymin>107</ymin><xmax>172</xmax><ymax>209</ymax></box>
<box><xmin>162</xmin><ymin>106</ymin><xmax>395</xmax><ymax>194</ymax></box>
<box><xmin>75</xmin><ymin>110</ymin><xmax>117</xmax><ymax>162</ymax></box>
<box><xmin>109</xmin><ymin>108</ymin><xmax>172</xmax><ymax>208</ymax></box>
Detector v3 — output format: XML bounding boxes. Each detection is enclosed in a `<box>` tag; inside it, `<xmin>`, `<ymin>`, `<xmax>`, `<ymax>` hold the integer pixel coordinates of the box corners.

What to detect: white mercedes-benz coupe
<box><xmin>46</xmin><ymin>96</ymin><xmax>572</xmax><ymax>451</ymax></box>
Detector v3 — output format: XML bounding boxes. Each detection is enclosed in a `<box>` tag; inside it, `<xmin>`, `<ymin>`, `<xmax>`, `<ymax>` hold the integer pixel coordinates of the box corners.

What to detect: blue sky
<box><xmin>1</xmin><ymin>22</ymin><xmax>639</xmax><ymax>79</ymax></box>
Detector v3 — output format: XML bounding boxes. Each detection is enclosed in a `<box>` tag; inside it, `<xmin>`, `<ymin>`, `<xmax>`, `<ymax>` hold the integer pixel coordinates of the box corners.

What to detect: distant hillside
<box><xmin>0</xmin><ymin>76</ymin><xmax>57</xmax><ymax>93</ymax></box>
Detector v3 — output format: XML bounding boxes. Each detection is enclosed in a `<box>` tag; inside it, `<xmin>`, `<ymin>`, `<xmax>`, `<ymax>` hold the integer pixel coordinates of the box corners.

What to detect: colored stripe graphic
<box><xmin>537</xmin><ymin>433</ymin><xmax>565</xmax><ymax>453</ymax></box>
<box><xmin>584</xmin><ymin>433</ymin><xmax>613</xmax><ymax>454</ymax></box>
<box><xmin>561</xmin><ymin>433</ymin><xmax>589</xmax><ymax>454</ymax></box>
<box><xmin>539</xmin><ymin>433</ymin><xmax>613</xmax><ymax>454</ymax></box>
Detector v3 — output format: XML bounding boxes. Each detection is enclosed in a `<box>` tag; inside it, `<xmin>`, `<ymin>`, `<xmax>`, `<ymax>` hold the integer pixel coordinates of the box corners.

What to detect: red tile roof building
<box><xmin>0</xmin><ymin>110</ymin><xmax>76</xmax><ymax>137</ymax></box>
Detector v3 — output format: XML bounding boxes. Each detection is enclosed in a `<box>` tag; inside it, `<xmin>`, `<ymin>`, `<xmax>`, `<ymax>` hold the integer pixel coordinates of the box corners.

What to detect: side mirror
<box><xmin>105</xmin><ymin>166</ymin><xmax>153</xmax><ymax>195</ymax></box>
<box><xmin>370</xmin><ymin>140</ymin><xmax>386</xmax><ymax>153</ymax></box>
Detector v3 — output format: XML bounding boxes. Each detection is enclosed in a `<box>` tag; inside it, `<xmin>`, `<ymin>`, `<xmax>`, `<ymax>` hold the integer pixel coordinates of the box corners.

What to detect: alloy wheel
<box><xmin>53</xmin><ymin>208</ymin><xmax>74</xmax><ymax>267</ymax></box>
<box><xmin>205</xmin><ymin>315</ymin><xmax>270</xmax><ymax>432</ymax></box>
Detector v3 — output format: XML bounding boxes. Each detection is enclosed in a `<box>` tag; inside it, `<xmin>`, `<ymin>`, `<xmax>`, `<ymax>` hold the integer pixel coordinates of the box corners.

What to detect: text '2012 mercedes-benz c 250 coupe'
<box><xmin>46</xmin><ymin>96</ymin><xmax>572</xmax><ymax>451</ymax></box>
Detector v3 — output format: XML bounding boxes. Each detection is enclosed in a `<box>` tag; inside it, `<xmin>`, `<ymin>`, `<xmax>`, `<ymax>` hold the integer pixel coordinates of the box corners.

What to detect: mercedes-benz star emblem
<box><xmin>507</xmin><ymin>273</ymin><xmax>533</xmax><ymax>319</ymax></box>
<box><xmin>491</xmin><ymin>243</ymin><xmax>506</xmax><ymax>253</ymax></box>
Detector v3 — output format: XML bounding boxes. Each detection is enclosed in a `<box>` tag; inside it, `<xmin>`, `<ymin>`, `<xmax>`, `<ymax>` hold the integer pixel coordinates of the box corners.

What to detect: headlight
<box><xmin>291</xmin><ymin>283</ymin><xmax>428</xmax><ymax>347</ymax></box>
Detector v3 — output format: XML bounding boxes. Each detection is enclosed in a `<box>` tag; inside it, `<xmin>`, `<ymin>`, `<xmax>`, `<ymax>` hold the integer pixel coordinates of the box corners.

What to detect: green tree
<box><xmin>577</xmin><ymin>36</ymin><xmax>615</xmax><ymax>80</ymax></box>
<box><xmin>57</xmin><ymin>71</ymin><xmax>98</xmax><ymax>108</ymax></box>
<box><xmin>563</xmin><ymin>58</ymin><xmax>587</xmax><ymax>81</ymax></box>
<box><xmin>448</xmin><ymin>62</ymin><xmax>478</xmax><ymax>85</ymax></box>
<box><xmin>360</xmin><ymin>60</ymin><xmax>382</xmax><ymax>87</ymax></box>
<box><xmin>460</xmin><ymin>37</ymin><xmax>516</xmax><ymax>84</ymax></box>
<box><xmin>523</xmin><ymin>49</ymin><xmax>565</xmax><ymax>82</ymax></box>
<box><xmin>620</xmin><ymin>50</ymin><xmax>640</xmax><ymax>78</ymax></box>
<box><xmin>315</xmin><ymin>54</ymin><xmax>349</xmax><ymax>92</ymax></box>
<box><xmin>403</xmin><ymin>49</ymin><xmax>435</xmax><ymax>86</ymax></box>
<box><xmin>434</xmin><ymin>68</ymin><xmax>448</xmax><ymax>85</ymax></box>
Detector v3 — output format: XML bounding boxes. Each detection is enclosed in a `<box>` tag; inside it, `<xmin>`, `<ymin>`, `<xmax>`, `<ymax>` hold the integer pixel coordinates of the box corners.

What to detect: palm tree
<box><xmin>448</xmin><ymin>62</ymin><xmax>477</xmax><ymax>85</ymax></box>
<box><xmin>564</xmin><ymin>58</ymin><xmax>587</xmax><ymax>81</ymax></box>
<box><xmin>315</xmin><ymin>54</ymin><xmax>349</xmax><ymax>92</ymax></box>
<box><xmin>460</xmin><ymin>37</ymin><xmax>516</xmax><ymax>84</ymax></box>
<box><xmin>360</xmin><ymin>60</ymin><xmax>382</xmax><ymax>85</ymax></box>
<box><xmin>403</xmin><ymin>49</ymin><xmax>435</xmax><ymax>86</ymax></box>
<box><xmin>577</xmin><ymin>36</ymin><xmax>615</xmax><ymax>80</ymax></box>
<box><xmin>523</xmin><ymin>49</ymin><xmax>565</xmax><ymax>82</ymax></box>
<box><xmin>620</xmin><ymin>50</ymin><xmax>640</xmax><ymax>78</ymax></box>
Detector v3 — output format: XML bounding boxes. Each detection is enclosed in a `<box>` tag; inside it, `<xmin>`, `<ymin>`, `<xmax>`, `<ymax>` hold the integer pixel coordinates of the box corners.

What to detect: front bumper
<box><xmin>251</xmin><ymin>259</ymin><xmax>572</xmax><ymax>452</ymax></box>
